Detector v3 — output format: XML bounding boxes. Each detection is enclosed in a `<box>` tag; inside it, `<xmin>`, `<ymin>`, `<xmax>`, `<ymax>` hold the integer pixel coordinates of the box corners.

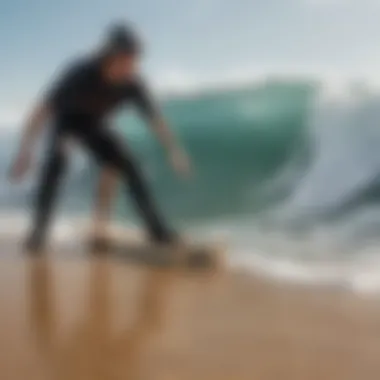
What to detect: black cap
<box><xmin>105</xmin><ymin>22</ymin><xmax>142</xmax><ymax>55</ymax></box>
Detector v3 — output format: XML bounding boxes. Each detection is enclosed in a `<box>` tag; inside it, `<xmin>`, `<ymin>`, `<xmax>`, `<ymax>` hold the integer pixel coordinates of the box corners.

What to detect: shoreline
<box><xmin>2</xmin><ymin>213</ymin><xmax>380</xmax><ymax>295</ymax></box>
<box><xmin>1</xmin><ymin>211</ymin><xmax>380</xmax><ymax>296</ymax></box>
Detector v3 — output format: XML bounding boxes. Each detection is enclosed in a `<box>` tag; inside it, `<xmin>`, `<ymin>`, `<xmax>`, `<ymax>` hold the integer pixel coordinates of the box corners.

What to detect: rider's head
<box><xmin>101</xmin><ymin>22</ymin><xmax>143</xmax><ymax>82</ymax></box>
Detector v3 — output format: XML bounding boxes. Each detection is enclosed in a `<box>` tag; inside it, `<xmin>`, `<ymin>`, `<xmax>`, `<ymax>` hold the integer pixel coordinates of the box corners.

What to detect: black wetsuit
<box><xmin>28</xmin><ymin>55</ymin><xmax>175</xmax><ymax>247</ymax></box>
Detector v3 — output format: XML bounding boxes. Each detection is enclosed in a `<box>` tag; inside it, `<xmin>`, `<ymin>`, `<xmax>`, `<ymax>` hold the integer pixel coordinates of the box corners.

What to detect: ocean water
<box><xmin>2</xmin><ymin>79</ymin><xmax>380</xmax><ymax>293</ymax></box>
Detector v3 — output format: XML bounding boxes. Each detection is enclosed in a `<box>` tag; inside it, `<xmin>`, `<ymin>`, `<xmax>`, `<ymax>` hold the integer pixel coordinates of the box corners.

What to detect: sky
<box><xmin>1</xmin><ymin>0</ymin><xmax>380</xmax><ymax>124</ymax></box>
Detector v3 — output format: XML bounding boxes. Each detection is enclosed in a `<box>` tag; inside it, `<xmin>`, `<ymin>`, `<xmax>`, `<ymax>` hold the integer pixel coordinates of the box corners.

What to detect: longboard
<box><xmin>84</xmin><ymin>226</ymin><xmax>225</xmax><ymax>270</ymax></box>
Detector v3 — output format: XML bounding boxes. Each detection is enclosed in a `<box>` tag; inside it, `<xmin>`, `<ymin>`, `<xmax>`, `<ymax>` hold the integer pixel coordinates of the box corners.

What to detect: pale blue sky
<box><xmin>1</xmin><ymin>0</ymin><xmax>379</xmax><ymax>123</ymax></box>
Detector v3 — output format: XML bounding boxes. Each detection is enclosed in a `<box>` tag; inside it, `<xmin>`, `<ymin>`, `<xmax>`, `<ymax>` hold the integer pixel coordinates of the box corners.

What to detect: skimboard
<box><xmin>83</xmin><ymin>226</ymin><xmax>225</xmax><ymax>270</ymax></box>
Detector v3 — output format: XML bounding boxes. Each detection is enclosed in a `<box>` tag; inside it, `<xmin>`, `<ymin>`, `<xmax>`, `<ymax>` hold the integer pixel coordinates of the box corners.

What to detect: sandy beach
<box><xmin>0</xmin><ymin>246</ymin><xmax>380</xmax><ymax>380</ymax></box>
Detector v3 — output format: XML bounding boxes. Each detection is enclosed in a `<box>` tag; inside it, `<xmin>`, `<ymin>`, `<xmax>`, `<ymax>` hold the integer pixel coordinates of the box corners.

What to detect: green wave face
<box><xmin>114</xmin><ymin>81</ymin><xmax>316</xmax><ymax>223</ymax></box>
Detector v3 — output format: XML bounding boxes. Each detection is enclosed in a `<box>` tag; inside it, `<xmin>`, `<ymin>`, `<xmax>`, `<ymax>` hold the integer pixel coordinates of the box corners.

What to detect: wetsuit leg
<box><xmin>73</xmin><ymin>124</ymin><xmax>176</xmax><ymax>244</ymax></box>
<box><xmin>26</xmin><ymin>130</ymin><xmax>69</xmax><ymax>250</ymax></box>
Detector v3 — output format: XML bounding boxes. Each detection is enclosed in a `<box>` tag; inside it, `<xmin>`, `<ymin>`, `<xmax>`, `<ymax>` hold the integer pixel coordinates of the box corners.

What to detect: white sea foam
<box><xmin>193</xmin><ymin>220</ymin><xmax>380</xmax><ymax>296</ymax></box>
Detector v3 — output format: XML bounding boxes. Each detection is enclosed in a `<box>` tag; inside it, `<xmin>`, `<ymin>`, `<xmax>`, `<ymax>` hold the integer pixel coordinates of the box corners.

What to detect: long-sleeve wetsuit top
<box><xmin>44</xmin><ymin>55</ymin><xmax>158</xmax><ymax>123</ymax></box>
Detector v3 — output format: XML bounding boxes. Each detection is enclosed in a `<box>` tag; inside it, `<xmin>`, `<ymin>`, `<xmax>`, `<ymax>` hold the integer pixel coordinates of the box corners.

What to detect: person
<box><xmin>9</xmin><ymin>22</ymin><xmax>191</xmax><ymax>252</ymax></box>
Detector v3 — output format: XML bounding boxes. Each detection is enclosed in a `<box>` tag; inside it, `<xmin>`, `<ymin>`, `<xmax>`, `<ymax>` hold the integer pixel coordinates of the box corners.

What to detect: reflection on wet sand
<box><xmin>27</xmin><ymin>257</ymin><xmax>176</xmax><ymax>380</ymax></box>
<box><xmin>1</xmin><ymin>254</ymin><xmax>380</xmax><ymax>380</ymax></box>
<box><xmin>29</xmin><ymin>258</ymin><xmax>56</xmax><ymax>353</ymax></box>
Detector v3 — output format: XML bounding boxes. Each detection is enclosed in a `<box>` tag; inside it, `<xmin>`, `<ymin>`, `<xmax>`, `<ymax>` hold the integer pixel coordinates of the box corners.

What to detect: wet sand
<box><xmin>0</xmin><ymin>250</ymin><xmax>380</xmax><ymax>380</ymax></box>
